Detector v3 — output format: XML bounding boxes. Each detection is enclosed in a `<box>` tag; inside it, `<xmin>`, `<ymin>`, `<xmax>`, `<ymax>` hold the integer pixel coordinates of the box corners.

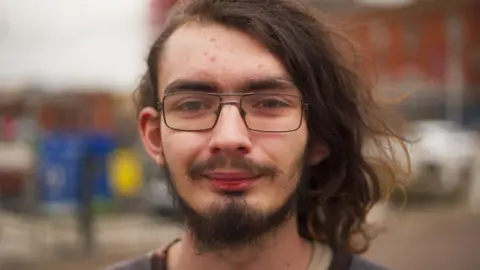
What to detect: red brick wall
<box><xmin>37</xmin><ymin>93</ymin><xmax>115</xmax><ymax>133</ymax></box>
<box><xmin>349</xmin><ymin>1</ymin><xmax>477</xmax><ymax>89</ymax></box>
<box><xmin>462</xmin><ymin>4</ymin><xmax>480</xmax><ymax>86</ymax></box>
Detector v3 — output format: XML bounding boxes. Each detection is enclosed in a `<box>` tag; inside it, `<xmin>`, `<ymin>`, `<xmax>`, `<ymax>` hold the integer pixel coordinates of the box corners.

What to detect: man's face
<box><xmin>140</xmin><ymin>23</ymin><xmax>327</xmax><ymax>250</ymax></box>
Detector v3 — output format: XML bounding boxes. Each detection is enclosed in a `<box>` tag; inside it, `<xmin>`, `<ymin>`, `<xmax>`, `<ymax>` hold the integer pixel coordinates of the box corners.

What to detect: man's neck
<box><xmin>167</xmin><ymin>218</ymin><xmax>313</xmax><ymax>270</ymax></box>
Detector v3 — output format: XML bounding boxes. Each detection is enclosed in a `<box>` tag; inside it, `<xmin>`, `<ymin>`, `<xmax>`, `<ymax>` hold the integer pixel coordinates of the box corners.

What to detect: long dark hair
<box><xmin>136</xmin><ymin>0</ymin><xmax>405</xmax><ymax>253</ymax></box>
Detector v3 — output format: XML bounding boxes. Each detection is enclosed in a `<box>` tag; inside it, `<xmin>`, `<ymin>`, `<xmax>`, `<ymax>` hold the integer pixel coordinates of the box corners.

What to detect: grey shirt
<box><xmin>106</xmin><ymin>254</ymin><xmax>387</xmax><ymax>270</ymax></box>
<box><xmin>106</xmin><ymin>241</ymin><xmax>388</xmax><ymax>270</ymax></box>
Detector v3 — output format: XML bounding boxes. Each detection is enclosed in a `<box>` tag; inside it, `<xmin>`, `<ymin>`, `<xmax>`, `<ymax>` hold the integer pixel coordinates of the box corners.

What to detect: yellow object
<box><xmin>108</xmin><ymin>148</ymin><xmax>144</xmax><ymax>197</ymax></box>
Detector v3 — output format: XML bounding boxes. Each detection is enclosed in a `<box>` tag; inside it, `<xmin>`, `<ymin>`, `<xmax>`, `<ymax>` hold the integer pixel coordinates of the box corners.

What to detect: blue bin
<box><xmin>83</xmin><ymin>133</ymin><xmax>116</xmax><ymax>201</ymax></box>
<box><xmin>37</xmin><ymin>131</ymin><xmax>116</xmax><ymax>215</ymax></box>
<box><xmin>37</xmin><ymin>132</ymin><xmax>85</xmax><ymax>214</ymax></box>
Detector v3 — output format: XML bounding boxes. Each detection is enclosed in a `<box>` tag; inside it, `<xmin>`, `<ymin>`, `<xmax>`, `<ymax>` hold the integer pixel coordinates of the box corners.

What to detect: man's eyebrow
<box><xmin>164</xmin><ymin>79</ymin><xmax>217</xmax><ymax>95</ymax></box>
<box><xmin>244</xmin><ymin>77</ymin><xmax>296</xmax><ymax>91</ymax></box>
<box><xmin>163</xmin><ymin>76</ymin><xmax>296</xmax><ymax>95</ymax></box>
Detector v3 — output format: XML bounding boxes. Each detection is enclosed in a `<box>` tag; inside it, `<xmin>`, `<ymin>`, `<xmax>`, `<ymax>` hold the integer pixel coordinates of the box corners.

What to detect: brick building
<box><xmin>347</xmin><ymin>1</ymin><xmax>479</xmax><ymax>86</ymax></box>
<box><xmin>319</xmin><ymin>0</ymin><xmax>480</xmax><ymax>124</ymax></box>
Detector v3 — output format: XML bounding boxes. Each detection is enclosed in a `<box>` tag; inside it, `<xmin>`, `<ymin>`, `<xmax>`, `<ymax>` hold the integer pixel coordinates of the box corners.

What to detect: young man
<box><xmin>108</xmin><ymin>0</ymin><xmax>397</xmax><ymax>269</ymax></box>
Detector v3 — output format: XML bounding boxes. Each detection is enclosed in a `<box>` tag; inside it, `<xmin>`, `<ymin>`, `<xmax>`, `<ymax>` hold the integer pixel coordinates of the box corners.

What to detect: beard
<box><xmin>160</xmin><ymin>153</ymin><xmax>307</xmax><ymax>253</ymax></box>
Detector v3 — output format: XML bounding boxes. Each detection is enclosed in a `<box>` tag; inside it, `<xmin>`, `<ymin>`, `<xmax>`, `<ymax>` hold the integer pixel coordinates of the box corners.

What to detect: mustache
<box><xmin>188</xmin><ymin>155</ymin><xmax>279</xmax><ymax>180</ymax></box>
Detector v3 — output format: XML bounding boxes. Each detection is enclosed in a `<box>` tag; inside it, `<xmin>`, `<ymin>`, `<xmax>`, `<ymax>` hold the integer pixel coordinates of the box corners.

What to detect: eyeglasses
<box><xmin>157</xmin><ymin>92</ymin><xmax>308</xmax><ymax>132</ymax></box>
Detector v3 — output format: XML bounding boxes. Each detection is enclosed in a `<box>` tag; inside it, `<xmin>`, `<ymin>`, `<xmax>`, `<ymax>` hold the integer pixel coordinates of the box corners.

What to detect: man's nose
<box><xmin>208</xmin><ymin>104</ymin><xmax>252</xmax><ymax>155</ymax></box>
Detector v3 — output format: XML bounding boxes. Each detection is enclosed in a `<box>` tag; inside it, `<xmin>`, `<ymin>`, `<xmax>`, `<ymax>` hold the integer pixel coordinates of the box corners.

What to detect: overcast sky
<box><xmin>0</xmin><ymin>0</ymin><xmax>150</xmax><ymax>92</ymax></box>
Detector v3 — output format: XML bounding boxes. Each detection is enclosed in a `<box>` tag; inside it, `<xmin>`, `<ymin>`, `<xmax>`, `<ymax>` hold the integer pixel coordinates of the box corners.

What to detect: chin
<box><xmin>200</xmin><ymin>193</ymin><xmax>259</xmax><ymax>210</ymax></box>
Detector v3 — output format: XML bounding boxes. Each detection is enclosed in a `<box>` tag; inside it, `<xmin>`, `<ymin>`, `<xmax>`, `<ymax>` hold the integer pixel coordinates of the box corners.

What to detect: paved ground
<box><xmin>1</xmin><ymin>200</ymin><xmax>479</xmax><ymax>270</ymax></box>
<box><xmin>364</xmin><ymin>200</ymin><xmax>480</xmax><ymax>270</ymax></box>
<box><xmin>0</xmin><ymin>214</ymin><xmax>183</xmax><ymax>270</ymax></box>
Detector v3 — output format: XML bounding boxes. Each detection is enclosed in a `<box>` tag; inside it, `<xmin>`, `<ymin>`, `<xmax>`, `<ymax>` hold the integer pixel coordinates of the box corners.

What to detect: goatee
<box><xmin>160</xmin><ymin>154</ymin><xmax>306</xmax><ymax>253</ymax></box>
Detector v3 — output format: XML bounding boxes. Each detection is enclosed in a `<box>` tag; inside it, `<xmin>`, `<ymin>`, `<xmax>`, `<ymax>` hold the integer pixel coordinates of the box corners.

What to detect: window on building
<box><xmin>403</xmin><ymin>20</ymin><xmax>420</xmax><ymax>55</ymax></box>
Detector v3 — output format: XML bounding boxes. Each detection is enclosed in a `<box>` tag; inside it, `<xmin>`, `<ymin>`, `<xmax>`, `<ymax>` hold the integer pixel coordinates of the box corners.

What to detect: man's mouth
<box><xmin>203</xmin><ymin>172</ymin><xmax>260</xmax><ymax>192</ymax></box>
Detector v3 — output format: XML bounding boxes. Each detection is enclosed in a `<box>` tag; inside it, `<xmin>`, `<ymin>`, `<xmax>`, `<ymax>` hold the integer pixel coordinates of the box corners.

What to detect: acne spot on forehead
<box><xmin>210</xmin><ymin>38</ymin><xmax>216</xmax><ymax>42</ymax></box>
<box><xmin>257</xmin><ymin>64</ymin><xmax>264</xmax><ymax>69</ymax></box>
<box><xmin>203</xmin><ymin>51</ymin><xmax>217</xmax><ymax>62</ymax></box>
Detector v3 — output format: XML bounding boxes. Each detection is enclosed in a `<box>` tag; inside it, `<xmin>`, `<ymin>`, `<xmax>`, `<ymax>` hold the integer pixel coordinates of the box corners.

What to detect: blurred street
<box><xmin>1</xmin><ymin>200</ymin><xmax>479</xmax><ymax>270</ymax></box>
<box><xmin>365</xmin><ymin>200</ymin><xmax>480</xmax><ymax>270</ymax></box>
<box><xmin>0</xmin><ymin>214</ymin><xmax>183</xmax><ymax>270</ymax></box>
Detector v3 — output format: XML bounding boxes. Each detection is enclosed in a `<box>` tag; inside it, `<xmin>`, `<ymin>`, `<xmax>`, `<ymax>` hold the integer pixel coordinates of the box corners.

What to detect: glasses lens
<box><xmin>163</xmin><ymin>93</ymin><xmax>219</xmax><ymax>131</ymax></box>
<box><xmin>242</xmin><ymin>93</ymin><xmax>303</xmax><ymax>132</ymax></box>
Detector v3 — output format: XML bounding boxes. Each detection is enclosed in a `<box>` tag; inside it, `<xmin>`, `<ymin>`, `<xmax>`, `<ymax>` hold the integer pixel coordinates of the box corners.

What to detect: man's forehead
<box><xmin>157</xmin><ymin>23</ymin><xmax>290</xmax><ymax>95</ymax></box>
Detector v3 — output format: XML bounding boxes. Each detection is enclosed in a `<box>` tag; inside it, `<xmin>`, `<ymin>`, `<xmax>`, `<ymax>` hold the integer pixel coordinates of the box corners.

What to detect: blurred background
<box><xmin>0</xmin><ymin>0</ymin><xmax>479</xmax><ymax>269</ymax></box>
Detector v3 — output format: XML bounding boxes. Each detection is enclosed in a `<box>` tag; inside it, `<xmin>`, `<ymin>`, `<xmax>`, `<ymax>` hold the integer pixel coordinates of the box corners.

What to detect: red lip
<box><xmin>204</xmin><ymin>172</ymin><xmax>258</xmax><ymax>192</ymax></box>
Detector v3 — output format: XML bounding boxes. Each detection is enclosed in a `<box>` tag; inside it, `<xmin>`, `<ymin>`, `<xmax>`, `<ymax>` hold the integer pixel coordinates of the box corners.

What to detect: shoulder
<box><xmin>104</xmin><ymin>254</ymin><xmax>153</xmax><ymax>270</ymax></box>
<box><xmin>105</xmin><ymin>239</ymin><xmax>180</xmax><ymax>270</ymax></box>
<box><xmin>349</xmin><ymin>255</ymin><xmax>390</xmax><ymax>270</ymax></box>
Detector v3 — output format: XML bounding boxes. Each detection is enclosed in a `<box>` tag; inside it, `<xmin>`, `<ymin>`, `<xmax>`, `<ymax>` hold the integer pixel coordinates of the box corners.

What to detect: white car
<box><xmin>365</xmin><ymin>120</ymin><xmax>478</xmax><ymax>197</ymax></box>
<box><xmin>364</xmin><ymin>120</ymin><xmax>479</xmax><ymax>231</ymax></box>
<box><xmin>404</xmin><ymin>120</ymin><xmax>478</xmax><ymax>196</ymax></box>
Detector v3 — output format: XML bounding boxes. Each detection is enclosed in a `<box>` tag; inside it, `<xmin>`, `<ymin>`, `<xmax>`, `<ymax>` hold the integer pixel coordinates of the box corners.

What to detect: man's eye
<box><xmin>255</xmin><ymin>99</ymin><xmax>288</xmax><ymax>109</ymax></box>
<box><xmin>177</xmin><ymin>101</ymin><xmax>209</xmax><ymax>111</ymax></box>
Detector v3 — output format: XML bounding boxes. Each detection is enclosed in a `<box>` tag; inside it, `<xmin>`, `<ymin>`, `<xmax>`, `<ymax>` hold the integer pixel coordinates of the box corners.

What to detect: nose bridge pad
<box><xmin>239</xmin><ymin>107</ymin><xmax>247</xmax><ymax>118</ymax></box>
<box><xmin>215</xmin><ymin>101</ymin><xmax>247</xmax><ymax>125</ymax></box>
<box><xmin>215</xmin><ymin>101</ymin><xmax>244</xmax><ymax>117</ymax></box>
